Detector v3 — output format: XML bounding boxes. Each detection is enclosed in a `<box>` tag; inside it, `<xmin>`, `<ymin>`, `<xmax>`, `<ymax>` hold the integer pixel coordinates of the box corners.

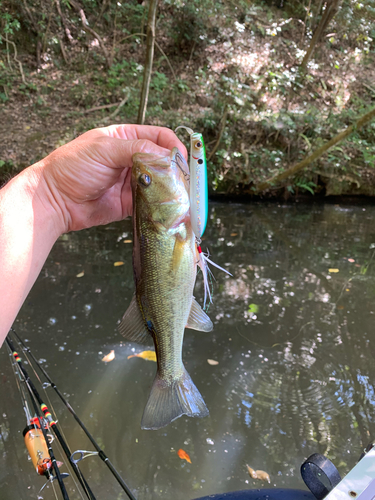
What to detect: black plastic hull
<box><xmin>193</xmin><ymin>488</ymin><xmax>315</xmax><ymax>499</ymax></box>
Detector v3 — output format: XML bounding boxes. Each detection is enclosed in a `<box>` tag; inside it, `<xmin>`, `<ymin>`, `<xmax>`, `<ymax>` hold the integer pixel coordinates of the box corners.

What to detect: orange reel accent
<box><xmin>23</xmin><ymin>425</ymin><xmax>52</xmax><ymax>476</ymax></box>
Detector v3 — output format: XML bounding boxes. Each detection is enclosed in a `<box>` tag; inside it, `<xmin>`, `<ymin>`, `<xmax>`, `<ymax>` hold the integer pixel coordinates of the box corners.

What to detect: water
<box><xmin>1</xmin><ymin>202</ymin><xmax>375</xmax><ymax>500</ymax></box>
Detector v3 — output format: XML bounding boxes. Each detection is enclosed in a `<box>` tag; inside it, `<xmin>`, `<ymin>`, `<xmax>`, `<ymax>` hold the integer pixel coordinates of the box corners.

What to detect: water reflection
<box><xmin>1</xmin><ymin>203</ymin><xmax>375</xmax><ymax>499</ymax></box>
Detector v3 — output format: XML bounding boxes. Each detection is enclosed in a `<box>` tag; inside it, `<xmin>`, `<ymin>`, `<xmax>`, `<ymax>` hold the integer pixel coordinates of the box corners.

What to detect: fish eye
<box><xmin>194</xmin><ymin>141</ymin><xmax>203</xmax><ymax>149</ymax></box>
<box><xmin>139</xmin><ymin>173</ymin><xmax>151</xmax><ymax>186</ymax></box>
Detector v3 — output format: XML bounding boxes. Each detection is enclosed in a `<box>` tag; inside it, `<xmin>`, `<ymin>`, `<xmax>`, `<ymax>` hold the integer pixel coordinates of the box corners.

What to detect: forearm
<box><xmin>0</xmin><ymin>163</ymin><xmax>64</xmax><ymax>346</ymax></box>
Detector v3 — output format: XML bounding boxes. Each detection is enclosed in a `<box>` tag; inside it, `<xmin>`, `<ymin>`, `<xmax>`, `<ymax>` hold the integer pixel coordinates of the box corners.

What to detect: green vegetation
<box><xmin>0</xmin><ymin>0</ymin><xmax>375</xmax><ymax>196</ymax></box>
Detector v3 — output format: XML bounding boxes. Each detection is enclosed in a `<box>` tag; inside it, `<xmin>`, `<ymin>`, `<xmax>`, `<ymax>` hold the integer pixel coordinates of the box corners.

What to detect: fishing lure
<box><xmin>175</xmin><ymin>126</ymin><xmax>208</xmax><ymax>240</ymax></box>
<box><xmin>175</xmin><ymin>126</ymin><xmax>231</xmax><ymax>307</ymax></box>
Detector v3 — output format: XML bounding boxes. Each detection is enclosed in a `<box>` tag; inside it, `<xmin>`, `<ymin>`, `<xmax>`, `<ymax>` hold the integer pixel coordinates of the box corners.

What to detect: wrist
<box><xmin>18</xmin><ymin>160</ymin><xmax>69</xmax><ymax>238</ymax></box>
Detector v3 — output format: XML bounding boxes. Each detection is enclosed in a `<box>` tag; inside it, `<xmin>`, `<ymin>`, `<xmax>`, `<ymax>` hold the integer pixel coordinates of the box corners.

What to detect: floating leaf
<box><xmin>128</xmin><ymin>350</ymin><xmax>157</xmax><ymax>362</ymax></box>
<box><xmin>207</xmin><ymin>359</ymin><xmax>219</xmax><ymax>365</ymax></box>
<box><xmin>255</xmin><ymin>470</ymin><xmax>270</xmax><ymax>483</ymax></box>
<box><xmin>230</xmin><ymin>232</ymin><xmax>238</xmax><ymax>236</ymax></box>
<box><xmin>247</xmin><ymin>465</ymin><xmax>257</xmax><ymax>479</ymax></box>
<box><xmin>348</xmin><ymin>258</ymin><xmax>355</xmax><ymax>263</ymax></box>
<box><xmin>102</xmin><ymin>350</ymin><xmax>115</xmax><ymax>362</ymax></box>
<box><xmin>248</xmin><ymin>303</ymin><xmax>259</xmax><ymax>313</ymax></box>
<box><xmin>123</xmin><ymin>240</ymin><xmax>132</xmax><ymax>244</ymax></box>
<box><xmin>246</xmin><ymin>465</ymin><xmax>270</xmax><ymax>483</ymax></box>
<box><xmin>328</xmin><ymin>268</ymin><xmax>339</xmax><ymax>273</ymax></box>
<box><xmin>178</xmin><ymin>449</ymin><xmax>191</xmax><ymax>463</ymax></box>
<box><xmin>114</xmin><ymin>261</ymin><xmax>124</xmax><ymax>267</ymax></box>
<box><xmin>76</xmin><ymin>271</ymin><xmax>84</xmax><ymax>278</ymax></box>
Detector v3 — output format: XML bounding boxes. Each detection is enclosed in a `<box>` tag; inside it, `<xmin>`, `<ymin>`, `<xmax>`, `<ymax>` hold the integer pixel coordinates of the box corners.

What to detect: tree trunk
<box><xmin>137</xmin><ymin>0</ymin><xmax>159</xmax><ymax>125</ymax></box>
<box><xmin>255</xmin><ymin>106</ymin><xmax>375</xmax><ymax>193</ymax></box>
<box><xmin>300</xmin><ymin>0</ymin><xmax>342</xmax><ymax>71</ymax></box>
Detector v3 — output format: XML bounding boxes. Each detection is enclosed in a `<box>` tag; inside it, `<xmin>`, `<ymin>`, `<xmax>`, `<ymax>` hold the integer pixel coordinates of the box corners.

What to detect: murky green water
<box><xmin>2</xmin><ymin>202</ymin><xmax>375</xmax><ymax>500</ymax></box>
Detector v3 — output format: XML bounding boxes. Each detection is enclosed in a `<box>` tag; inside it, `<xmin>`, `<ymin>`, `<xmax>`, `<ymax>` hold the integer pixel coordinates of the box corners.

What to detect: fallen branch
<box><xmin>84</xmin><ymin>102</ymin><xmax>123</xmax><ymax>114</ymax></box>
<box><xmin>255</xmin><ymin>105</ymin><xmax>375</xmax><ymax>193</ymax></box>
<box><xmin>100</xmin><ymin>92</ymin><xmax>130</xmax><ymax>124</ymax></box>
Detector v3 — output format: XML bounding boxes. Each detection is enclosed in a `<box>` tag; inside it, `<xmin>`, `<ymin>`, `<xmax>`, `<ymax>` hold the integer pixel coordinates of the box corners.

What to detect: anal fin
<box><xmin>186</xmin><ymin>298</ymin><xmax>213</xmax><ymax>332</ymax></box>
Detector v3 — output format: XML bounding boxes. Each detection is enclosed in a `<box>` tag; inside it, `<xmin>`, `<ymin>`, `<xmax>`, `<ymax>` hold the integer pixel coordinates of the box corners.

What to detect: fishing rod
<box><xmin>10</xmin><ymin>328</ymin><xmax>137</xmax><ymax>500</ymax></box>
<box><xmin>5</xmin><ymin>336</ymin><xmax>70</xmax><ymax>500</ymax></box>
<box><xmin>6</xmin><ymin>335</ymin><xmax>98</xmax><ymax>500</ymax></box>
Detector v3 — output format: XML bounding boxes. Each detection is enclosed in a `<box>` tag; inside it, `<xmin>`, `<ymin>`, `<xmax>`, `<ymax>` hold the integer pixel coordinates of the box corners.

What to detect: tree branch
<box><xmin>137</xmin><ymin>0</ymin><xmax>159</xmax><ymax>124</ymax></box>
<box><xmin>67</xmin><ymin>0</ymin><xmax>111</xmax><ymax>68</ymax></box>
<box><xmin>255</xmin><ymin>106</ymin><xmax>375</xmax><ymax>193</ymax></box>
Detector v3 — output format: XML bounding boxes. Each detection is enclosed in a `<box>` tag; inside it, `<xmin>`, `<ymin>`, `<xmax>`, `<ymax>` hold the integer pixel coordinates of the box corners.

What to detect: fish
<box><xmin>118</xmin><ymin>148</ymin><xmax>213</xmax><ymax>430</ymax></box>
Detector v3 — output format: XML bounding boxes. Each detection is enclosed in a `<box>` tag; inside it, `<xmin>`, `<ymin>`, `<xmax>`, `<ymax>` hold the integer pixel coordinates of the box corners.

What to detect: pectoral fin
<box><xmin>186</xmin><ymin>298</ymin><xmax>213</xmax><ymax>332</ymax></box>
<box><xmin>118</xmin><ymin>295</ymin><xmax>153</xmax><ymax>344</ymax></box>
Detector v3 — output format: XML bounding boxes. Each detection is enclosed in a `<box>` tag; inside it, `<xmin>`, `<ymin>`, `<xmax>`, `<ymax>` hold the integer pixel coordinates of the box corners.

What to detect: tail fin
<box><xmin>141</xmin><ymin>368</ymin><xmax>209</xmax><ymax>430</ymax></box>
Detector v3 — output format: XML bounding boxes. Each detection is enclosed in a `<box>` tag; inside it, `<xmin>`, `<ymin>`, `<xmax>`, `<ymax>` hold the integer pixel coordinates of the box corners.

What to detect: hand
<box><xmin>37</xmin><ymin>124</ymin><xmax>188</xmax><ymax>234</ymax></box>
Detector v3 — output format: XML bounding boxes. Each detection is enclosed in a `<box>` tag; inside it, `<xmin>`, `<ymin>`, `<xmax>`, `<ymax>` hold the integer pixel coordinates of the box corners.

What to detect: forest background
<box><xmin>0</xmin><ymin>0</ymin><xmax>374</xmax><ymax>199</ymax></box>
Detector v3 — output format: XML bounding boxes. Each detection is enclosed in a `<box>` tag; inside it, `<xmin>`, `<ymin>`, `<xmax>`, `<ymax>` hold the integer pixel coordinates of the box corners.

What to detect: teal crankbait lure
<box><xmin>175</xmin><ymin>125</ymin><xmax>231</xmax><ymax>307</ymax></box>
<box><xmin>175</xmin><ymin>126</ymin><xmax>208</xmax><ymax>239</ymax></box>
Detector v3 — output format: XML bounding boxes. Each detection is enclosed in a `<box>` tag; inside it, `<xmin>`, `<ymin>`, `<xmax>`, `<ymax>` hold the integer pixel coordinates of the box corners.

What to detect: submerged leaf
<box><xmin>248</xmin><ymin>303</ymin><xmax>259</xmax><ymax>313</ymax></box>
<box><xmin>114</xmin><ymin>261</ymin><xmax>124</xmax><ymax>267</ymax></box>
<box><xmin>178</xmin><ymin>449</ymin><xmax>191</xmax><ymax>463</ymax></box>
<box><xmin>207</xmin><ymin>359</ymin><xmax>219</xmax><ymax>365</ymax></box>
<box><xmin>76</xmin><ymin>271</ymin><xmax>84</xmax><ymax>278</ymax></box>
<box><xmin>128</xmin><ymin>350</ymin><xmax>157</xmax><ymax>362</ymax></box>
<box><xmin>123</xmin><ymin>240</ymin><xmax>132</xmax><ymax>243</ymax></box>
<box><xmin>102</xmin><ymin>350</ymin><xmax>115</xmax><ymax>362</ymax></box>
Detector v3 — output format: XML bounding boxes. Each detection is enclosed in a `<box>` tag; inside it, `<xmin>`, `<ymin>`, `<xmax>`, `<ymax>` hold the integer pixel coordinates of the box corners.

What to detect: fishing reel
<box><xmin>23</xmin><ymin>417</ymin><xmax>54</xmax><ymax>477</ymax></box>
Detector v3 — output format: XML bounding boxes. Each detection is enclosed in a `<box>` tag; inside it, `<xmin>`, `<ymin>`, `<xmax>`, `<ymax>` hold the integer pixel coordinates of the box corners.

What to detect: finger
<box><xmin>96</xmin><ymin>124</ymin><xmax>188</xmax><ymax>160</ymax></box>
<box><xmin>91</xmin><ymin>137</ymin><xmax>179</xmax><ymax>170</ymax></box>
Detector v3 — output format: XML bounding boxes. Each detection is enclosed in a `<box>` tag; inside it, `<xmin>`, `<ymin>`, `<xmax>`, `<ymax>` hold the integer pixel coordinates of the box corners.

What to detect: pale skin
<box><xmin>0</xmin><ymin>124</ymin><xmax>187</xmax><ymax>347</ymax></box>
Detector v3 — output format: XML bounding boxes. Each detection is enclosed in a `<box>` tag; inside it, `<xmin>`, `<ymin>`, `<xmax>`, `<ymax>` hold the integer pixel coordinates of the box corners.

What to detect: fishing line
<box><xmin>11</xmin><ymin>328</ymin><xmax>137</xmax><ymax>500</ymax></box>
<box><xmin>10</xmin><ymin>333</ymin><xmax>89</xmax><ymax>500</ymax></box>
<box><xmin>6</xmin><ymin>335</ymin><xmax>96</xmax><ymax>500</ymax></box>
<box><xmin>5</xmin><ymin>338</ymin><xmax>70</xmax><ymax>500</ymax></box>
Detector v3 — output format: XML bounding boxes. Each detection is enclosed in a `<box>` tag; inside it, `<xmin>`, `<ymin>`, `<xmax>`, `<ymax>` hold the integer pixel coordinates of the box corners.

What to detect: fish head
<box><xmin>132</xmin><ymin>148</ymin><xmax>190</xmax><ymax>229</ymax></box>
<box><xmin>190</xmin><ymin>132</ymin><xmax>205</xmax><ymax>163</ymax></box>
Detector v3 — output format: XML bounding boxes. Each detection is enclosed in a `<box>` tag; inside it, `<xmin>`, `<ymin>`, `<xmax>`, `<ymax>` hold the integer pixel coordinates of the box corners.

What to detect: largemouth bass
<box><xmin>119</xmin><ymin>148</ymin><xmax>213</xmax><ymax>430</ymax></box>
